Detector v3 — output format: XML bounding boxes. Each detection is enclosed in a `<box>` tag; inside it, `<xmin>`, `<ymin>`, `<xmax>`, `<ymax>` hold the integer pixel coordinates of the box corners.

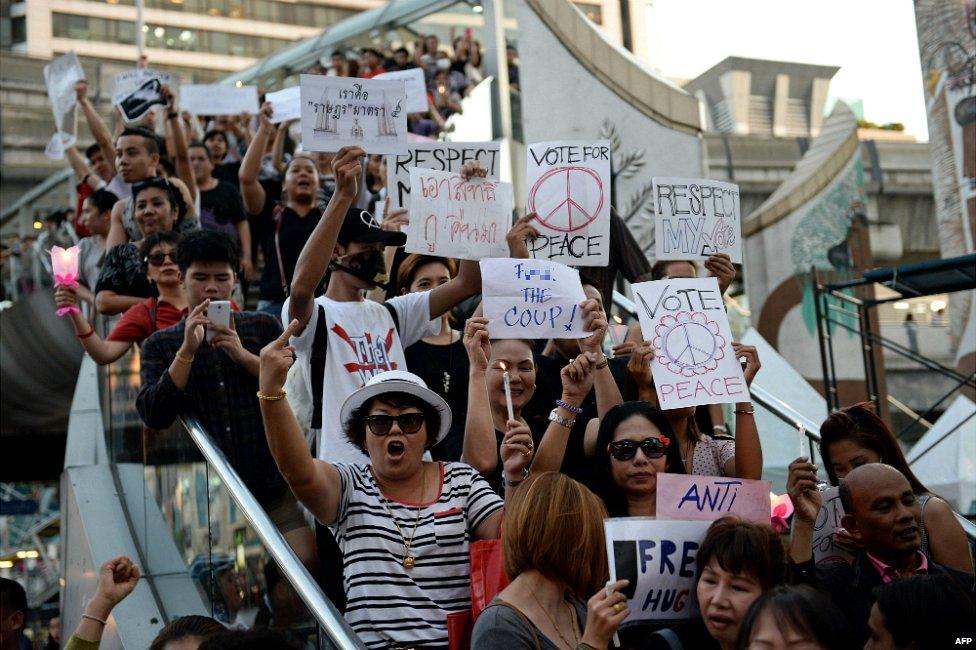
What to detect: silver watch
<box><xmin>548</xmin><ymin>408</ymin><xmax>576</xmax><ymax>429</ymax></box>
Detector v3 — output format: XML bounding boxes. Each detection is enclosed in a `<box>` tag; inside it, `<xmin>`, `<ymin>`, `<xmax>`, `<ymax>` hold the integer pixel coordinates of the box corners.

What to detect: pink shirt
<box><xmin>866</xmin><ymin>551</ymin><xmax>929</xmax><ymax>584</ymax></box>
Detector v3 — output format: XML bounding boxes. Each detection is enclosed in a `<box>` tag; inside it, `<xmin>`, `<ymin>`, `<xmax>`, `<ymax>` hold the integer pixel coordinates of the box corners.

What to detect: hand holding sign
<box><xmin>627</xmin><ymin>343</ymin><xmax>655</xmax><ymax>390</ymax></box>
<box><xmin>656</xmin><ymin>474</ymin><xmax>772</xmax><ymax>525</ymax></box>
<box><xmin>560</xmin><ymin>351</ymin><xmax>599</xmax><ymax>405</ymax></box>
<box><xmin>581</xmin><ymin>581</ymin><xmax>630</xmax><ymax>649</ymax></box>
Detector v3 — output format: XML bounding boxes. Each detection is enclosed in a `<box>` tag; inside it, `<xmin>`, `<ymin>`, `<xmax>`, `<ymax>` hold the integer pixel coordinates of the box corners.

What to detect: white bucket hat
<box><xmin>339</xmin><ymin>370</ymin><xmax>452</xmax><ymax>446</ymax></box>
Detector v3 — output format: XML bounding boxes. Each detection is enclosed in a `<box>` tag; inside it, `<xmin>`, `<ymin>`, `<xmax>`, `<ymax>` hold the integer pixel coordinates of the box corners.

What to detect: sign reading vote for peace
<box><xmin>480</xmin><ymin>258</ymin><xmax>589</xmax><ymax>339</ymax></box>
<box><xmin>656</xmin><ymin>474</ymin><xmax>772</xmax><ymax>525</ymax></box>
<box><xmin>388</xmin><ymin>142</ymin><xmax>501</xmax><ymax>210</ymax></box>
<box><xmin>632</xmin><ymin>277</ymin><xmax>748</xmax><ymax>409</ymax></box>
<box><xmin>404</xmin><ymin>168</ymin><xmax>512</xmax><ymax>260</ymax></box>
<box><xmin>180</xmin><ymin>84</ymin><xmax>258</xmax><ymax>116</ymax></box>
<box><xmin>653</xmin><ymin>177</ymin><xmax>741</xmax><ymax>263</ymax></box>
<box><xmin>525</xmin><ymin>141</ymin><xmax>611</xmax><ymax>267</ymax></box>
<box><xmin>300</xmin><ymin>74</ymin><xmax>407</xmax><ymax>154</ymax></box>
<box><xmin>811</xmin><ymin>486</ymin><xmax>854</xmax><ymax>565</ymax></box>
<box><xmin>605</xmin><ymin>518</ymin><xmax>710</xmax><ymax>623</ymax></box>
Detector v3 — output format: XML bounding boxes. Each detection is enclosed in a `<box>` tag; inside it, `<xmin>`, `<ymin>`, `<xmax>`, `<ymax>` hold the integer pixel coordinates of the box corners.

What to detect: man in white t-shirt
<box><xmin>285</xmin><ymin>147</ymin><xmax>485</xmax><ymax>464</ymax></box>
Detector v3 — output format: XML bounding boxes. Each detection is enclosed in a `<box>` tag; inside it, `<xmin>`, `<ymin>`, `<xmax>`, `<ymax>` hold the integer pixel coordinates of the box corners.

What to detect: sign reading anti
<box><xmin>388</xmin><ymin>142</ymin><xmax>501</xmax><ymax>209</ymax></box>
<box><xmin>525</xmin><ymin>140</ymin><xmax>611</xmax><ymax>267</ymax></box>
<box><xmin>300</xmin><ymin>74</ymin><xmax>407</xmax><ymax>154</ymax></box>
<box><xmin>480</xmin><ymin>258</ymin><xmax>589</xmax><ymax>339</ymax></box>
<box><xmin>811</xmin><ymin>486</ymin><xmax>854</xmax><ymax>565</ymax></box>
<box><xmin>656</xmin><ymin>474</ymin><xmax>771</xmax><ymax>525</ymax></box>
<box><xmin>404</xmin><ymin>168</ymin><xmax>512</xmax><ymax>260</ymax></box>
<box><xmin>605</xmin><ymin>518</ymin><xmax>710</xmax><ymax>623</ymax></box>
<box><xmin>653</xmin><ymin>177</ymin><xmax>741</xmax><ymax>263</ymax></box>
<box><xmin>632</xmin><ymin>277</ymin><xmax>748</xmax><ymax>408</ymax></box>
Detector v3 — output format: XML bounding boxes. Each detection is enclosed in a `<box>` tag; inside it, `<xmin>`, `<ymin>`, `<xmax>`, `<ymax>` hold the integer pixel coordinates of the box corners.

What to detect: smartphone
<box><xmin>206</xmin><ymin>301</ymin><xmax>231</xmax><ymax>342</ymax></box>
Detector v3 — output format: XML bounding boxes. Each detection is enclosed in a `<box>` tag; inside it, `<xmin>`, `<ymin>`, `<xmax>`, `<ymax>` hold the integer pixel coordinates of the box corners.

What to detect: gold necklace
<box><xmin>530</xmin><ymin>590</ymin><xmax>580</xmax><ymax>649</ymax></box>
<box><xmin>373</xmin><ymin>464</ymin><xmax>427</xmax><ymax>569</ymax></box>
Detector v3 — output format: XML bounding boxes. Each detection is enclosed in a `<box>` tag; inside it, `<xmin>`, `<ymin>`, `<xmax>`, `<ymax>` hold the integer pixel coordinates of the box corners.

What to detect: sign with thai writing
<box><xmin>374</xmin><ymin>68</ymin><xmax>428</xmax><ymax>114</ymax></box>
<box><xmin>112</xmin><ymin>68</ymin><xmax>173</xmax><ymax>104</ymax></box>
<box><xmin>179</xmin><ymin>84</ymin><xmax>258</xmax><ymax>116</ymax></box>
<box><xmin>404</xmin><ymin>167</ymin><xmax>512</xmax><ymax>260</ymax></box>
<box><xmin>480</xmin><ymin>258</ymin><xmax>589</xmax><ymax>339</ymax></box>
<box><xmin>388</xmin><ymin>142</ymin><xmax>501</xmax><ymax>209</ymax></box>
<box><xmin>265</xmin><ymin>86</ymin><xmax>301</xmax><ymax>124</ymax></box>
<box><xmin>656</xmin><ymin>474</ymin><xmax>771</xmax><ymax>524</ymax></box>
<box><xmin>525</xmin><ymin>140</ymin><xmax>611</xmax><ymax>266</ymax></box>
<box><xmin>653</xmin><ymin>177</ymin><xmax>741</xmax><ymax>263</ymax></box>
<box><xmin>605</xmin><ymin>518</ymin><xmax>710</xmax><ymax>623</ymax></box>
<box><xmin>811</xmin><ymin>486</ymin><xmax>854</xmax><ymax>565</ymax></box>
<box><xmin>300</xmin><ymin>74</ymin><xmax>407</xmax><ymax>154</ymax></box>
<box><xmin>632</xmin><ymin>277</ymin><xmax>748</xmax><ymax>408</ymax></box>
<box><xmin>43</xmin><ymin>51</ymin><xmax>84</xmax><ymax>130</ymax></box>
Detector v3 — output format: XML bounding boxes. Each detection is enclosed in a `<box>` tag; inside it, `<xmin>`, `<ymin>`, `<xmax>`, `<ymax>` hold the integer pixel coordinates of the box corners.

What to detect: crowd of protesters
<box><xmin>1</xmin><ymin>36</ymin><xmax>973</xmax><ymax>650</ymax></box>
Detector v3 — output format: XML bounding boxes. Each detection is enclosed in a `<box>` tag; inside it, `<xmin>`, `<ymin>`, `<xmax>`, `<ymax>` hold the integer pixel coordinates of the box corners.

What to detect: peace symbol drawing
<box><xmin>528</xmin><ymin>166</ymin><xmax>605</xmax><ymax>233</ymax></box>
<box><xmin>651</xmin><ymin>311</ymin><xmax>727</xmax><ymax>377</ymax></box>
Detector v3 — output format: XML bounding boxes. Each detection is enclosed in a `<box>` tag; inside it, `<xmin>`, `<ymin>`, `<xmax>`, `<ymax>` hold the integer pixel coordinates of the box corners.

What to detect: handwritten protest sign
<box><xmin>375</xmin><ymin>68</ymin><xmax>428</xmax><ymax>114</ymax></box>
<box><xmin>266</xmin><ymin>86</ymin><xmax>301</xmax><ymax>124</ymax></box>
<box><xmin>526</xmin><ymin>141</ymin><xmax>611</xmax><ymax>266</ymax></box>
<box><xmin>180</xmin><ymin>84</ymin><xmax>258</xmax><ymax>116</ymax></box>
<box><xmin>43</xmin><ymin>51</ymin><xmax>84</xmax><ymax>129</ymax></box>
<box><xmin>656</xmin><ymin>474</ymin><xmax>771</xmax><ymax>524</ymax></box>
<box><xmin>653</xmin><ymin>177</ymin><xmax>741</xmax><ymax>263</ymax></box>
<box><xmin>633</xmin><ymin>277</ymin><xmax>748</xmax><ymax>408</ymax></box>
<box><xmin>300</xmin><ymin>74</ymin><xmax>407</xmax><ymax>154</ymax></box>
<box><xmin>605</xmin><ymin>518</ymin><xmax>710</xmax><ymax>623</ymax></box>
<box><xmin>404</xmin><ymin>167</ymin><xmax>512</xmax><ymax>260</ymax></box>
<box><xmin>811</xmin><ymin>486</ymin><xmax>854</xmax><ymax>565</ymax></box>
<box><xmin>481</xmin><ymin>258</ymin><xmax>589</xmax><ymax>339</ymax></box>
<box><xmin>388</xmin><ymin>142</ymin><xmax>501</xmax><ymax>209</ymax></box>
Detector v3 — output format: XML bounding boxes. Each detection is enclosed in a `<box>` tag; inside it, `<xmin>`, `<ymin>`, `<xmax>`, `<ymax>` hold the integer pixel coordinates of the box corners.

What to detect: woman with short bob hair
<box><xmin>735</xmin><ymin>585</ymin><xmax>853</xmax><ymax>650</ymax></box>
<box><xmin>472</xmin><ymin>472</ymin><xmax>629</xmax><ymax>650</ymax></box>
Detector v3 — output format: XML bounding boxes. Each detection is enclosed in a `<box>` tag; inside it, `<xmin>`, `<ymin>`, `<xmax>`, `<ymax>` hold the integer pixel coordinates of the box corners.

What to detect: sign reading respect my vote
<box><xmin>388</xmin><ymin>142</ymin><xmax>501</xmax><ymax>209</ymax></box>
<box><xmin>653</xmin><ymin>177</ymin><xmax>741</xmax><ymax>263</ymax></box>
<box><xmin>525</xmin><ymin>140</ymin><xmax>611</xmax><ymax>267</ymax></box>
<box><xmin>300</xmin><ymin>74</ymin><xmax>407</xmax><ymax>154</ymax></box>
<box><xmin>605</xmin><ymin>518</ymin><xmax>710</xmax><ymax>623</ymax></box>
<box><xmin>656</xmin><ymin>474</ymin><xmax>772</xmax><ymax>525</ymax></box>
<box><xmin>480</xmin><ymin>258</ymin><xmax>589</xmax><ymax>339</ymax></box>
<box><xmin>811</xmin><ymin>486</ymin><xmax>854</xmax><ymax>565</ymax></box>
<box><xmin>404</xmin><ymin>168</ymin><xmax>512</xmax><ymax>260</ymax></box>
<box><xmin>180</xmin><ymin>84</ymin><xmax>258</xmax><ymax>116</ymax></box>
<box><xmin>633</xmin><ymin>277</ymin><xmax>748</xmax><ymax>409</ymax></box>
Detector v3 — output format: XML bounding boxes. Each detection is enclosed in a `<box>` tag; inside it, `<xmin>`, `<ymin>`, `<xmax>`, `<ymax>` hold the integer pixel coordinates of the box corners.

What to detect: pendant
<box><xmin>403</xmin><ymin>555</ymin><xmax>415</xmax><ymax>569</ymax></box>
<box><xmin>442</xmin><ymin>371</ymin><xmax>450</xmax><ymax>394</ymax></box>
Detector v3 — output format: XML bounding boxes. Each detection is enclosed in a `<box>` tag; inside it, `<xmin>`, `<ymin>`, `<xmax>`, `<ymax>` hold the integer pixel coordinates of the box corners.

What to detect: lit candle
<box><xmin>50</xmin><ymin>245</ymin><xmax>80</xmax><ymax>316</ymax></box>
<box><xmin>501</xmin><ymin>362</ymin><xmax>515</xmax><ymax>422</ymax></box>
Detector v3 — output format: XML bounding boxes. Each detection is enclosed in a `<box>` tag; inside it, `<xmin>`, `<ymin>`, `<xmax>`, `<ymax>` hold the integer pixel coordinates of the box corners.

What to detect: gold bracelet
<box><xmin>175</xmin><ymin>351</ymin><xmax>195</xmax><ymax>365</ymax></box>
<box><xmin>595</xmin><ymin>360</ymin><xmax>609</xmax><ymax>370</ymax></box>
<box><xmin>256</xmin><ymin>390</ymin><xmax>287</xmax><ymax>401</ymax></box>
<box><xmin>734</xmin><ymin>408</ymin><xmax>755</xmax><ymax>415</ymax></box>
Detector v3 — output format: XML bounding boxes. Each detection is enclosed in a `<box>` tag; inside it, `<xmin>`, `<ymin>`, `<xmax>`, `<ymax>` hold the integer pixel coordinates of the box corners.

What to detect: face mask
<box><xmin>436</xmin><ymin>58</ymin><xmax>451</xmax><ymax>71</ymax></box>
<box><xmin>330</xmin><ymin>249</ymin><xmax>389</xmax><ymax>289</ymax></box>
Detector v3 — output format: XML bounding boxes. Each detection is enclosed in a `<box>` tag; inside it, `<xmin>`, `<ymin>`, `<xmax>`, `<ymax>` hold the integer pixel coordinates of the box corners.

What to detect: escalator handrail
<box><xmin>180</xmin><ymin>415</ymin><xmax>367</xmax><ymax>650</ymax></box>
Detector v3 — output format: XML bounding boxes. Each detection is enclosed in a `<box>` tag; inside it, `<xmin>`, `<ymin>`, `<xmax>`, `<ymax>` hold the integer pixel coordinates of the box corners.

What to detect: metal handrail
<box><xmin>181</xmin><ymin>416</ymin><xmax>366</xmax><ymax>650</ymax></box>
<box><xmin>0</xmin><ymin>168</ymin><xmax>74</xmax><ymax>226</ymax></box>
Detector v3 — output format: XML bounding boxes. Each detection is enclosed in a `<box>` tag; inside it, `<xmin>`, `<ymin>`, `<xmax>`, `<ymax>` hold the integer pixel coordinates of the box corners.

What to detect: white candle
<box><xmin>502</xmin><ymin>367</ymin><xmax>515</xmax><ymax>423</ymax></box>
<box><xmin>799</xmin><ymin>423</ymin><xmax>807</xmax><ymax>459</ymax></box>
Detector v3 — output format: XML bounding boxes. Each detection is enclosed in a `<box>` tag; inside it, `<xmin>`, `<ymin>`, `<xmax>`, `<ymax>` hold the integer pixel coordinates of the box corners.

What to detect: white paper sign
<box><xmin>481</xmin><ymin>258</ymin><xmax>589</xmax><ymax>339</ymax></box>
<box><xmin>526</xmin><ymin>140</ymin><xmax>612</xmax><ymax>267</ymax></box>
<box><xmin>179</xmin><ymin>84</ymin><xmax>258</xmax><ymax>116</ymax></box>
<box><xmin>300</xmin><ymin>74</ymin><xmax>407</xmax><ymax>154</ymax></box>
<box><xmin>112</xmin><ymin>68</ymin><xmax>173</xmax><ymax>104</ymax></box>
<box><xmin>43</xmin><ymin>51</ymin><xmax>85</xmax><ymax>128</ymax></box>
<box><xmin>387</xmin><ymin>142</ymin><xmax>501</xmax><ymax>209</ymax></box>
<box><xmin>605</xmin><ymin>518</ymin><xmax>710</xmax><ymax>623</ymax></box>
<box><xmin>632</xmin><ymin>277</ymin><xmax>748</xmax><ymax>408</ymax></box>
<box><xmin>374</xmin><ymin>68</ymin><xmax>428</xmax><ymax>114</ymax></box>
<box><xmin>44</xmin><ymin>131</ymin><xmax>77</xmax><ymax>161</ymax></box>
<box><xmin>266</xmin><ymin>86</ymin><xmax>301</xmax><ymax>124</ymax></box>
<box><xmin>404</xmin><ymin>167</ymin><xmax>512</xmax><ymax>260</ymax></box>
<box><xmin>653</xmin><ymin>177</ymin><xmax>741</xmax><ymax>263</ymax></box>
<box><xmin>811</xmin><ymin>486</ymin><xmax>855</xmax><ymax>565</ymax></box>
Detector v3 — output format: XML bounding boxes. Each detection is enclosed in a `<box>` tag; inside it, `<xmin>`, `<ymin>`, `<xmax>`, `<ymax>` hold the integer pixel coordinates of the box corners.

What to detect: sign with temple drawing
<box><xmin>299</xmin><ymin>74</ymin><xmax>407</xmax><ymax>154</ymax></box>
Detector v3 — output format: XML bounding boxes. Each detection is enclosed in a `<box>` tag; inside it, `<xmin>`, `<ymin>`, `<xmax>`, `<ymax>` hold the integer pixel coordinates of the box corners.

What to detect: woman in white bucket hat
<box><xmin>256</xmin><ymin>318</ymin><xmax>534</xmax><ymax>648</ymax></box>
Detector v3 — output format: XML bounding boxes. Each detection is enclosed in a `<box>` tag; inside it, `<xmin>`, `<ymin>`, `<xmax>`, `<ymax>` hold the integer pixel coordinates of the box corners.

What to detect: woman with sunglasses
<box><xmin>55</xmin><ymin>231</ymin><xmax>186</xmax><ymax>365</ymax></box>
<box><xmin>257</xmin><ymin>319</ymin><xmax>533</xmax><ymax>649</ymax></box>
<box><xmin>95</xmin><ymin>177</ymin><xmax>185</xmax><ymax>315</ymax></box>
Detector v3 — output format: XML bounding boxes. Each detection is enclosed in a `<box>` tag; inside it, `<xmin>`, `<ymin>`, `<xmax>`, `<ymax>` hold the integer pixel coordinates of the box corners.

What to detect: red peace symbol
<box><xmin>528</xmin><ymin>166</ymin><xmax>605</xmax><ymax>233</ymax></box>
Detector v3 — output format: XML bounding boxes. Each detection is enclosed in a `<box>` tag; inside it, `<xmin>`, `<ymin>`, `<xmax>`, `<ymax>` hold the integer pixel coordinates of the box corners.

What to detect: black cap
<box><xmin>337</xmin><ymin>207</ymin><xmax>407</xmax><ymax>247</ymax></box>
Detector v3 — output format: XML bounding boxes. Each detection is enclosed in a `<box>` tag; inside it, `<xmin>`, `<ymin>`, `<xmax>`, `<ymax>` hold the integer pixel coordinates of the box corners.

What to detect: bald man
<box><xmin>789</xmin><ymin>463</ymin><xmax>975</xmax><ymax>646</ymax></box>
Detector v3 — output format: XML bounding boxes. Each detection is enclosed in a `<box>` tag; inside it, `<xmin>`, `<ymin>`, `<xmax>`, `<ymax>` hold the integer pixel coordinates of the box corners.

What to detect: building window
<box><xmin>11</xmin><ymin>16</ymin><xmax>26</xmax><ymax>43</ymax></box>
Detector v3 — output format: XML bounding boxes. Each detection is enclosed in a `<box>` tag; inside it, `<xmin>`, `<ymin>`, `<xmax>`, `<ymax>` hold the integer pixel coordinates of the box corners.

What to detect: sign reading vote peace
<box><xmin>653</xmin><ymin>177</ymin><xmax>741</xmax><ymax>263</ymax></box>
<box><xmin>300</xmin><ymin>74</ymin><xmax>407</xmax><ymax>154</ymax></box>
<box><xmin>632</xmin><ymin>277</ymin><xmax>748</xmax><ymax>409</ymax></box>
<box><xmin>525</xmin><ymin>141</ymin><xmax>611</xmax><ymax>267</ymax></box>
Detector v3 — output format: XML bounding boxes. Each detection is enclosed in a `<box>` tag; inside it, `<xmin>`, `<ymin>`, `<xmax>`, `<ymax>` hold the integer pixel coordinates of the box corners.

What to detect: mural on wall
<box><xmin>601</xmin><ymin>119</ymin><xmax>656</xmax><ymax>257</ymax></box>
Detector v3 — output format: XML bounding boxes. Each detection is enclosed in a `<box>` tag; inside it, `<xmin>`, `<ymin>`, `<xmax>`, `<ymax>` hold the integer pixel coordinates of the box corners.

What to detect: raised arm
<box><xmin>65</xmin><ymin>557</ymin><xmax>140</xmax><ymax>647</ymax></box>
<box><xmin>728</xmin><ymin>343</ymin><xmax>763</xmax><ymax>480</ymax></box>
<box><xmin>55</xmin><ymin>286</ymin><xmax>132</xmax><ymax>364</ymax></box>
<box><xmin>577</xmin><ymin>299</ymin><xmax>621</xmax><ymax>418</ymax></box>
<box><xmin>162</xmin><ymin>86</ymin><xmax>197</xmax><ymax>203</ymax></box>
<box><xmin>785</xmin><ymin>457</ymin><xmax>821</xmax><ymax>565</ymax></box>
<box><xmin>259</xmin><ymin>320</ymin><xmax>342</xmax><ymax>524</ymax></box>
<box><xmin>65</xmin><ymin>146</ymin><xmax>91</xmax><ymax>183</ymax></box>
<box><xmin>75</xmin><ymin>80</ymin><xmax>117</xmax><ymax>178</ymax></box>
<box><xmin>460</xmin><ymin>317</ymin><xmax>497</xmax><ymax>476</ymax></box>
<box><xmin>105</xmin><ymin>200</ymin><xmax>129</xmax><ymax>249</ymax></box>
<box><xmin>531</xmin><ymin>353</ymin><xmax>597</xmax><ymax>474</ymax></box>
<box><xmin>239</xmin><ymin>104</ymin><xmax>273</xmax><ymax>215</ymax></box>
<box><xmin>270</xmin><ymin>119</ymin><xmax>292</xmax><ymax>175</ymax></box>
<box><xmin>288</xmin><ymin>146</ymin><xmax>364</xmax><ymax>330</ymax></box>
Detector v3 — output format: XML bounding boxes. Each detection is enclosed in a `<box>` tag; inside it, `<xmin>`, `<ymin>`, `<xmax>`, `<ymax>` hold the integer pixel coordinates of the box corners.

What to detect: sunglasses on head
<box><xmin>145</xmin><ymin>251</ymin><xmax>176</xmax><ymax>266</ymax></box>
<box><xmin>607</xmin><ymin>436</ymin><xmax>671</xmax><ymax>461</ymax></box>
<box><xmin>364</xmin><ymin>413</ymin><xmax>425</xmax><ymax>436</ymax></box>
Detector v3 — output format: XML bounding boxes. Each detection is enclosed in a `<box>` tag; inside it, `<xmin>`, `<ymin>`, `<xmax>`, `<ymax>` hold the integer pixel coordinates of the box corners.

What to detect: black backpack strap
<box><xmin>310</xmin><ymin>304</ymin><xmax>329</xmax><ymax>430</ymax></box>
<box><xmin>383</xmin><ymin>301</ymin><xmax>400</xmax><ymax>334</ymax></box>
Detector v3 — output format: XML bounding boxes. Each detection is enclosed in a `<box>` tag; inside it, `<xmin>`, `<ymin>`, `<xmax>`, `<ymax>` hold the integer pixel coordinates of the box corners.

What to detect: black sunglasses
<box><xmin>364</xmin><ymin>413</ymin><xmax>425</xmax><ymax>436</ymax></box>
<box><xmin>145</xmin><ymin>251</ymin><xmax>176</xmax><ymax>266</ymax></box>
<box><xmin>607</xmin><ymin>437</ymin><xmax>671</xmax><ymax>461</ymax></box>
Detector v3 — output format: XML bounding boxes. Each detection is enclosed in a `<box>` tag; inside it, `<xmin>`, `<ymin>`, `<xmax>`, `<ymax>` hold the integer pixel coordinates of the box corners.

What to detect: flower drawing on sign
<box><xmin>651</xmin><ymin>311</ymin><xmax>726</xmax><ymax>377</ymax></box>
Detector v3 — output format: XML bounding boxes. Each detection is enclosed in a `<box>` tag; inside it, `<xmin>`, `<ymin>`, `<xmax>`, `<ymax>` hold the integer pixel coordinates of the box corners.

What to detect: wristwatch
<box><xmin>548</xmin><ymin>408</ymin><xmax>576</xmax><ymax>429</ymax></box>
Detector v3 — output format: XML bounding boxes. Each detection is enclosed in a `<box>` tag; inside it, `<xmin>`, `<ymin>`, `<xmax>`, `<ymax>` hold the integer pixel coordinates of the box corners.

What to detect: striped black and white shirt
<box><xmin>334</xmin><ymin>461</ymin><xmax>504</xmax><ymax>648</ymax></box>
